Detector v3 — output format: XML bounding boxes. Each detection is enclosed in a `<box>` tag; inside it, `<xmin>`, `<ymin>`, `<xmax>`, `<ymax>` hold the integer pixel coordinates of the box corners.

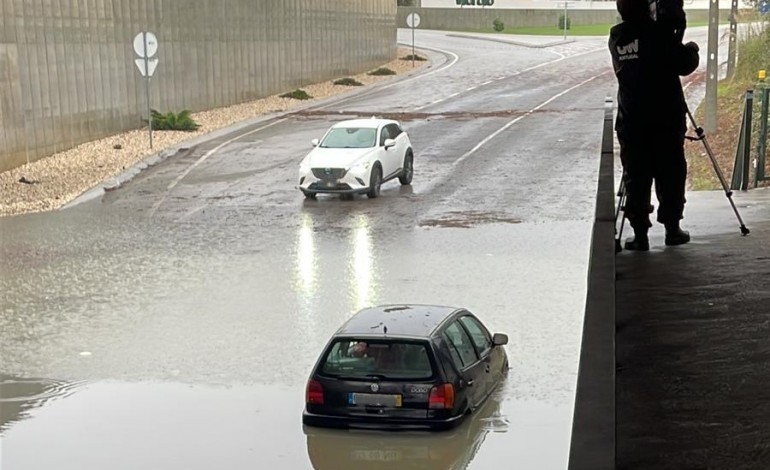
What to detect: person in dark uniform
<box><xmin>609</xmin><ymin>0</ymin><xmax>700</xmax><ymax>251</ymax></box>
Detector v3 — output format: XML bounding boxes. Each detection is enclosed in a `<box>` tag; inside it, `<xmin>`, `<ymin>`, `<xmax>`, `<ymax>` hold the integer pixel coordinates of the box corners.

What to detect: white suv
<box><xmin>298</xmin><ymin>118</ymin><xmax>414</xmax><ymax>199</ymax></box>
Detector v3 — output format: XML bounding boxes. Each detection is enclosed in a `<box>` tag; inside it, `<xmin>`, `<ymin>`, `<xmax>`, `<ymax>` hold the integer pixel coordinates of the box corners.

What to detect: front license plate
<box><xmin>324</xmin><ymin>180</ymin><xmax>336</xmax><ymax>188</ymax></box>
<box><xmin>348</xmin><ymin>393</ymin><xmax>402</xmax><ymax>407</ymax></box>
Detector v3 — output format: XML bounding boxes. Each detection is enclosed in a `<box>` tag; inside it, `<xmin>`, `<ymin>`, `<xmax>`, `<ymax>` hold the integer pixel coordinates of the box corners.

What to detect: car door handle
<box><xmin>466</xmin><ymin>379</ymin><xmax>474</xmax><ymax>387</ymax></box>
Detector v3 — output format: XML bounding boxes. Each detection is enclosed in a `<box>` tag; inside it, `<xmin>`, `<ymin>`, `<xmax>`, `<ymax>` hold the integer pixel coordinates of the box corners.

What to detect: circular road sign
<box><xmin>407</xmin><ymin>13</ymin><xmax>421</xmax><ymax>29</ymax></box>
<box><xmin>133</xmin><ymin>32</ymin><xmax>158</xmax><ymax>58</ymax></box>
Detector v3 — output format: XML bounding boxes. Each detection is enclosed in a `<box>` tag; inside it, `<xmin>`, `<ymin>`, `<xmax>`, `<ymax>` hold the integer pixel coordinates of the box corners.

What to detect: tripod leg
<box><xmin>616</xmin><ymin>178</ymin><xmax>627</xmax><ymax>253</ymax></box>
<box><xmin>615</xmin><ymin>178</ymin><xmax>625</xmax><ymax>229</ymax></box>
<box><xmin>686</xmin><ymin>109</ymin><xmax>750</xmax><ymax>236</ymax></box>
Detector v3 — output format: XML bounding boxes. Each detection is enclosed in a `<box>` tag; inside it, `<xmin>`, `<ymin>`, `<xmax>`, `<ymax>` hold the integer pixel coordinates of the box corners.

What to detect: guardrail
<box><xmin>567</xmin><ymin>98</ymin><xmax>616</xmax><ymax>470</ymax></box>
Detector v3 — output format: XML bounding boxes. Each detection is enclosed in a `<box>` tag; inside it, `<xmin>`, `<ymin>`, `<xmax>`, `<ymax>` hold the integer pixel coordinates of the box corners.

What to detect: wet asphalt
<box><xmin>0</xmin><ymin>28</ymin><xmax>712</xmax><ymax>469</ymax></box>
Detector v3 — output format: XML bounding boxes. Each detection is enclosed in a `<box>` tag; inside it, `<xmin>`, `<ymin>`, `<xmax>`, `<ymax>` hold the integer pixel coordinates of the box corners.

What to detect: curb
<box><xmin>64</xmin><ymin>45</ymin><xmax>446</xmax><ymax>210</ymax></box>
<box><xmin>446</xmin><ymin>33</ymin><xmax>575</xmax><ymax>48</ymax></box>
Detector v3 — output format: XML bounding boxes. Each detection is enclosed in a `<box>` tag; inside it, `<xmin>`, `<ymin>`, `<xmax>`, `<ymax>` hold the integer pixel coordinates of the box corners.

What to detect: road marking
<box><xmin>415</xmin><ymin>47</ymin><xmax>603</xmax><ymax>111</ymax></box>
<box><xmin>389</xmin><ymin>44</ymin><xmax>461</xmax><ymax>87</ymax></box>
<box><xmin>452</xmin><ymin>72</ymin><xmax>609</xmax><ymax>167</ymax></box>
<box><xmin>314</xmin><ymin>44</ymin><xmax>460</xmax><ymax>111</ymax></box>
<box><xmin>149</xmin><ymin>119</ymin><xmax>287</xmax><ymax>217</ymax></box>
<box><xmin>148</xmin><ymin>46</ymin><xmax>459</xmax><ymax>217</ymax></box>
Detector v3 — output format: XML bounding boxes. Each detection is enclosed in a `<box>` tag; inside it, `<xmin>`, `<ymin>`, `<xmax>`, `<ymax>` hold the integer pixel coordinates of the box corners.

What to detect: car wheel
<box><xmin>398</xmin><ymin>152</ymin><xmax>413</xmax><ymax>185</ymax></box>
<box><xmin>367</xmin><ymin>165</ymin><xmax>382</xmax><ymax>199</ymax></box>
<box><xmin>302</xmin><ymin>190</ymin><xmax>317</xmax><ymax>200</ymax></box>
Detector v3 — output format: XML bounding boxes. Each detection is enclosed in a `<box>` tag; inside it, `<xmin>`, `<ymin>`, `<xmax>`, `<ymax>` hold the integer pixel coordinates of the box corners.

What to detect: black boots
<box><xmin>623</xmin><ymin>223</ymin><xmax>690</xmax><ymax>251</ymax></box>
<box><xmin>665</xmin><ymin>223</ymin><xmax>691</xmax><ymax>246</ymax></box>
<box><xmin>624</xmin><ymin>226</ymin><xmax>650</xmax><ymax>251</ymax></box>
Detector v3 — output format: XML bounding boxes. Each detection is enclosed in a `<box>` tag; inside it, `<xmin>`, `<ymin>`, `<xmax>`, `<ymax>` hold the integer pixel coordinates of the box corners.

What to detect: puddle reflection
<box><xmin>305</xmin><ymin>388</ymin><xmax>507</xmax><ymax>470</ymax></box>
<box><xmin>0</xmin><ymin>376</ymin><xmax>83</xmax><ymax>434</ymax></box>
<box><xmin>349</xmin><ymin>214</ymin><xmax>377</xmax><ymax>311</ymax></box>
<box><xmin>295</xmin><ymin>213</ymin><xmax>318</xmax><ymax>299</ymax></box>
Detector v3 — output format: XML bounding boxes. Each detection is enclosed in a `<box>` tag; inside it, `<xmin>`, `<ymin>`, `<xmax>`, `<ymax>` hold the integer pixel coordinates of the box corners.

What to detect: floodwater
<box><xmin>0</xmin><ymin>28</ymin><xmax>646</xmax><ymax>469</ymax></box>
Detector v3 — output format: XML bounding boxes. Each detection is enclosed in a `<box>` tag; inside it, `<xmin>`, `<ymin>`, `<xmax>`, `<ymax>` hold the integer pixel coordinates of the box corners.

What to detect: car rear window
<box><xmin>319</xmin><ymin>339</ymin><xmax>434</xmax><ymax>380</ymax></box>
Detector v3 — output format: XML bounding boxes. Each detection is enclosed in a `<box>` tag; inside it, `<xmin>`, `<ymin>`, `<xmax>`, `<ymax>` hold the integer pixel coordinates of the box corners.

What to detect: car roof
<box><xmin>334</xmin><ymin>304</ymin><xmax>463</xmax><ymax>339</ymax></box>
<box><xmin>331</xmin><ymin>118</ymin><xmax>397</xmax><ymax>129</ymax></box>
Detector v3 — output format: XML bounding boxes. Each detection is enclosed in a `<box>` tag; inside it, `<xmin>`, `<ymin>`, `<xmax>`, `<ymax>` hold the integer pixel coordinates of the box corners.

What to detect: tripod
<box><xmin>615</xmin><ymin>106</ymin><xmax>750</xmax><ymax>253</ymax></box>
<box><xmin>684</xmin><ymin>106</ymin><xmax>750</xmax><ymax>236</ymax></box>
<box><xmin>614</xmin><ymin>176</ymin><xmax>655</xmax><ymax>253</ymax></box>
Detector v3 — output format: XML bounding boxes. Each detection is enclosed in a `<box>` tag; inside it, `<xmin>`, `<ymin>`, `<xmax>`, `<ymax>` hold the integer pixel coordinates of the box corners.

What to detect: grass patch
<box><xmin>458</xmin><ymin>20</ymin><xmax>725</xmax><ymax>36</ymax></box>
<box><xmin>280</xmin><ymin>89</ymin><xmax>313</xmax><ymax>100</ymax></box>
<box><xmin>400</xmin><ymin>54</ymin><xmax>427</xmax><ymax>61</ymax></box>
<box><xmin>367</xmin><ymin>67</ymin><xmax>396</xmax><ymax>76</ymax></box>
<box><xmin>462</xmin><ymin>24</ymin><xmax>614</xmax><ymax>36</ymax></box>
<box><xmin>686</xmin><ymin>18</ymin><xmax>770</xmax><ymax>190</ymax></box>
<box><xmin>333</xmin><ymin>77</ymin><xmax>364</xmax><ymax>86</ymax></box>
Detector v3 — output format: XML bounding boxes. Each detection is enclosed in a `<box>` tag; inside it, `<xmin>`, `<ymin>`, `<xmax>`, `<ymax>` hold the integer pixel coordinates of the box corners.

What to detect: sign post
<box><xmin>133</xmin><ymin>32</ymin><xmax>159</xmax><ymax>149</ymax></box>
<box><xmin>406</xmin><ymin>12</ymin><xmax>421</xmax><ymax>67</ymax></box>
<box><xmin>558</xmin><ymin>1</ymin><xmax>571</xmax><ymax>40</ymax></box>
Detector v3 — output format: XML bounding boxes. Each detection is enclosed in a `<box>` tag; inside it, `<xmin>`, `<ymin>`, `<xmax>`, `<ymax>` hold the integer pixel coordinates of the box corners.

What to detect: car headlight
<box><xmin>349</xmin><ymin>161</ymin><xmax>371</xmax><ymax>173</ymax></box>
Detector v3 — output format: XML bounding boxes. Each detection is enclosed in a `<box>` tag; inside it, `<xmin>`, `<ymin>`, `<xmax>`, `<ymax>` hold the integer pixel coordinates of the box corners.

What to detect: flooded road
<box><xmin>0</xmin><ymin>30</ymin><xmax>622</xmax><ymax>468</ymax></box>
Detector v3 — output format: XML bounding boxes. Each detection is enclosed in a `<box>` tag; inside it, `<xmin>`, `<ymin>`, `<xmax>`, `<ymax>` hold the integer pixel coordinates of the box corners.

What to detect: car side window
<box><xmin>379</xmin><ymin>126</ymin><xmax>390</xmax><ymax>146</ymax></box>
<box><xmin>443</xmin><ymin>322</ymin><xmax>479</xmax><ymax>369</ymax></box>
<box><xmin>459</xmin><ymin>316</ymin><xmax>493</xmax><ymax>357</ymax></box>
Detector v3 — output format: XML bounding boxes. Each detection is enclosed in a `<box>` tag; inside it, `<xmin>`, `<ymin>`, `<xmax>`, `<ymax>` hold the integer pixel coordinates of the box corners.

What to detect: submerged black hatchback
<box><xmin>303</xmin><ymin>304</ymin><xmax>509</xmax><ymax>430</ymax></box>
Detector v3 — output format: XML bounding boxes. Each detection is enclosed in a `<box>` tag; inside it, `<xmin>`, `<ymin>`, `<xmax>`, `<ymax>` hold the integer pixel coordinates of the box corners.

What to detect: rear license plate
<box><xmin>350</xmin><ymin>450</ymin><xmax>402</xmax><ymax>461</ymax></box>
<box><xmin>348</xmin><ymin>393</ymin><xmax>402</xmax><ymax>407</ymax></box>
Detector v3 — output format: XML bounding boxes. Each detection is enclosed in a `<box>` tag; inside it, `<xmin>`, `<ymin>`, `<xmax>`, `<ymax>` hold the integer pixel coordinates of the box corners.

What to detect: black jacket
<box><xmin>609</xmin><ymin>18</ymin><xmax>699</xmax><ymax>141</ymax></box>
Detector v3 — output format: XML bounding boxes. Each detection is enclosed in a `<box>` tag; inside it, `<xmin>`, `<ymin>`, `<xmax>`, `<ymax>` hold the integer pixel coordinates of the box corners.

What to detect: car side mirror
<box><xmin>311</xmin><ymin>138</ymin><xmax>320</xmax><ymax>147</ymax></box>
<box><xmin>383</xmin><ymin>138</ymin><xmax>396</xmax><ymax>149</ymax></box>
<box><xmin>492</xmin><ymin>333</ymin><xmax>508</xmax><ymax>346</ymax></box>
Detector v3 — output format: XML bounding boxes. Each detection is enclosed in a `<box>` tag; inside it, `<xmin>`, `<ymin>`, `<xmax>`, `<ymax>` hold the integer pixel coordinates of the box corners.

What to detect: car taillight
<box><xmin>307</xmin><ymin>380</ymin><xmax>324</xmax><ymax>405</ymax></box>
<box><xmin>429</xmin><ymin>383</ymin><xmax>455</xmax><ymax>409</ymax></box>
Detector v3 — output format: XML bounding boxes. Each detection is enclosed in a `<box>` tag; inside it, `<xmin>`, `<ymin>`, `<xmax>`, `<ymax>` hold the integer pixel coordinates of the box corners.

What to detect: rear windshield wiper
<box><xmin>323</xmin><ymin>373</ymin><xmax>389</xmax><ymax>381</ymax></box>
<box><xmin>365</xmin><ymin>374</ymin><xmax>388</xmax><ymax>380</ymax></box>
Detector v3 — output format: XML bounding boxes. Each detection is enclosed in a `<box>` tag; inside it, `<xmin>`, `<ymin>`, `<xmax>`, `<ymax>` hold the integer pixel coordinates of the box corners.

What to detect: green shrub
<box><xmin>734</xmin><ymin>18</ymin><xmax>770</xmax><ymax>83</ymax></box>
<box><xmin>150</xmin><ymin>109</ymin><xmax>200</xmax><ymax>132</ymax></box>
<box><xmin>558</xmin><ymin>14</ymin><xmax>572</xmax><ymax>30</ymax></box>
<box><xmin>367</xmin><ymin>67</ymin><xmax>396</xmax><ymax>76</ymax></box>
<box><xmin>280</xmin><ymin>89</ymin><xmax>313</xmax><ymax>100</ymax></box>
<box><xmin>401</xmin><ymin>54</ymin><xmax>427</xmax><ymax>61</ymax></box>
<box><xmin>493</xmin><ymin>18</ymin><xmax>505</xmax><ymax>32</ymax></box>
<box><xmin>333</xmin><ymin>77</ymin><xmax>364</xmax><ymax>86</ymax></box>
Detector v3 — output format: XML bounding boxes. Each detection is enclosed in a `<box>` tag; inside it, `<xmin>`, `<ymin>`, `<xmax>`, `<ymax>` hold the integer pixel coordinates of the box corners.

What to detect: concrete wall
<box><xmin>397</xmin><ymin>6</ymin><xmax>731</xmax><ymax>29</ymax></box>
<box><xmin>0</xmin><ymin>0</ymin><xmax>396</xmax><ymax>172</ymax></box>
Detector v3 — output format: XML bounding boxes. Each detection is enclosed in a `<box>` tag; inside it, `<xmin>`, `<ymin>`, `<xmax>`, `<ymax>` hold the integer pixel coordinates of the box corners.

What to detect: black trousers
<box><xmin>619</xmin><ymin>132</ymin><xmax>687</xmax><ymax>230</ymax></box>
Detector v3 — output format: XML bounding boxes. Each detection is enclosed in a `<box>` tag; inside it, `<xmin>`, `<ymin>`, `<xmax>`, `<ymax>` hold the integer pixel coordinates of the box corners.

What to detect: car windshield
<box><xmin>320</xmin><ymin>127</ymin><xmax>376</xmax><ymax>149</ymax></box>
<box><xmin>320</xmin><ymin>339</ymin><xmax>434</xmax><ymax>380</ymax></box>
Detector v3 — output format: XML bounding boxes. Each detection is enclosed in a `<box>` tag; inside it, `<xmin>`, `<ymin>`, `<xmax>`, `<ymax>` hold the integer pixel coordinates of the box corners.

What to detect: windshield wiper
<box><xmin>365</xmin><ymin>374</ymin><xmax>388</xmax><ymax>380</ymax></box>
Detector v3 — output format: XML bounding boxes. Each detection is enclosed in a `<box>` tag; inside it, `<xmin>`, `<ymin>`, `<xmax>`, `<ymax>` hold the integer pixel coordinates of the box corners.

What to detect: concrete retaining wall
<box><xmin>397</xmin><ymin>6</ymin><xmax>730</xmax><ymax>30</ymax></box>
<box><xmin>0</xmin><ymin>0</ymin><xmax>395</xmax><ymax>172</ymax></box>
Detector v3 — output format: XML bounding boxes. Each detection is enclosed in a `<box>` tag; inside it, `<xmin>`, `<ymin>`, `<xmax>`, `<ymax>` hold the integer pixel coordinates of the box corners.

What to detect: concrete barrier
<box><xmin>567</xmin><ymin>98</ymin><xmax>616</xmax><ymax>469</ymax></box>
<box><xmin>0</xmin><ymin>0</ymin><xmax>396</xmax><ymax>172</ymax></box>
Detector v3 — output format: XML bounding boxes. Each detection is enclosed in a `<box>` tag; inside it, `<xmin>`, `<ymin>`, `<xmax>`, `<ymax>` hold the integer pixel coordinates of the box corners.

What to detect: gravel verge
<box><xmin>0</xmin><ymin>47</ymin><xmax>429</xmax><ymax>217</ymax></box>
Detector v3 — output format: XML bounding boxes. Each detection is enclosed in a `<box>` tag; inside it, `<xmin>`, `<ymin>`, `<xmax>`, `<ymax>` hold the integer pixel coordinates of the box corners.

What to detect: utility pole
<box><xmin>705</xmin><ymin>0</ymin><xmax>720</xmax><ymax>132</ymax></box>
<box><xmin>726</xmin><ymin>0</ymin><xmax>738</xmax><ymax>78</ymax></box>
